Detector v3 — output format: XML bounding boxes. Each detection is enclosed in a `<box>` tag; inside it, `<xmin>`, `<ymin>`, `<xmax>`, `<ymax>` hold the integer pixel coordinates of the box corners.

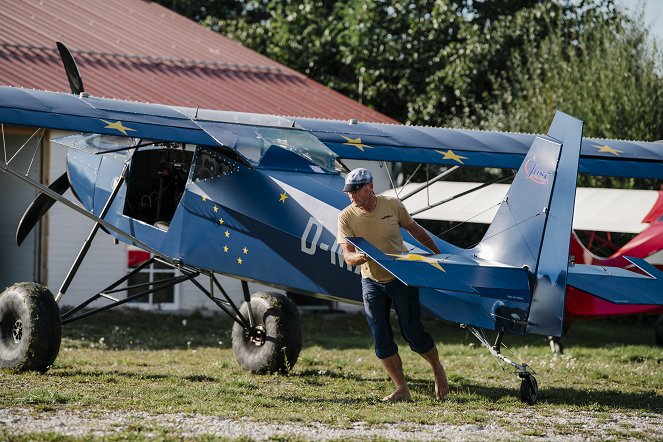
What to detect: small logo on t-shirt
<box><xmin>381</xmin><ymin>215</ymin><xmax>393</xmax><ymax>220</ymax></box>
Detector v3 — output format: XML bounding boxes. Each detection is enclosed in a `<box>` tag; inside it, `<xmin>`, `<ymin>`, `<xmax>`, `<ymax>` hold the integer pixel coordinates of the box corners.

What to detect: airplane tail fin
<box><xmin>473</xmin><ymin>111</ymin><xmax>583</xmax><ymax>336</ymax></box>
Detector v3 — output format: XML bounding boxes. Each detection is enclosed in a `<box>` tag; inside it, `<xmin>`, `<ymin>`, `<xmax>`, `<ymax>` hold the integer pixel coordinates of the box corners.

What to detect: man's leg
<box><xmin>388</xmin><ymin>280</ymin><xmax>449</xmax><ymax>399</ymax></box>
<box><xmin>419</xmin><ymin>345</ymin><xmax>449</xmax><ymax>399</ymax></box>
<box><xmin>380</xmin><ymin>353</ymin><xmax>412</xmax><ymax>402</ymax></box>
<box><xmin>361</xmin><ymin>278</ymin><xmax>409</xmax><ymax>401</ymax></box>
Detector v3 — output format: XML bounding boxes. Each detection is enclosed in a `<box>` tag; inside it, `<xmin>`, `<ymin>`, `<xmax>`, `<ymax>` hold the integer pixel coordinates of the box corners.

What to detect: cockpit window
<box><xmin>192</xmin><ymin>147</ymin><xmax>238</xmax><ymax>181</ymax></box>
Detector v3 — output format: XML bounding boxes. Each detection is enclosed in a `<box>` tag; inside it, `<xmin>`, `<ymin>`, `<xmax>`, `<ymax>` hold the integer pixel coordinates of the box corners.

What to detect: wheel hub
<box><xmin>246</xmin><ymin>325</ymin><xmax>266</xmax><ymax>347</ymax></box>
<box><xmin>12</xmin><ymin>319</ymin><xmax>22</xmax><ymax>344</ymax></box>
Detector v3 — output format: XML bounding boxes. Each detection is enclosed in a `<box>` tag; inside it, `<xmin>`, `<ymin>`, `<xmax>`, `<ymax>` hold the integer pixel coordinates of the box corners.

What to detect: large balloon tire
<box><xmin>232</xmin><ymin>292</ymin><xmax>301</xmax><ymax>374</ymax></box>
<box><xmin>655</xmin><ymin>315</ymin><xmax>663</xmax><ymax>347</ymax></box>
<box><xmin>0</xmin><ymin>282</ymin><xmax>61</xmax><ymax>372</ymax></box>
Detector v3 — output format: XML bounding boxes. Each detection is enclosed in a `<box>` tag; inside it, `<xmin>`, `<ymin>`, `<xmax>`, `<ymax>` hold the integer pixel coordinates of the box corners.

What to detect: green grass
<box><xmin>1</xmin><ymin>309</ymin><xmax>662</xmax><ymax>438</ymax></box>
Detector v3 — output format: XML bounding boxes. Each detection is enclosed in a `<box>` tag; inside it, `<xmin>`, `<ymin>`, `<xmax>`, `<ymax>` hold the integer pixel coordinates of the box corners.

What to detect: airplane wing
<box><xmin>0</xmin><ymin>86</ymin><xmax>301</xmax><ymax>157</ymax></box>
<box><xmin>294</xmin><ymin>118</ymin><xmax>663</xmax><ymax>180</ymax></box>
<box><xmin>2</xmin><ymin>86</ymin><xmax>663</xmax><ymax>179</ymax></box>
<box><xmin>0</xmin><ymin>86</ymin><xmax>221</xmax><ymax>147</ymax></box>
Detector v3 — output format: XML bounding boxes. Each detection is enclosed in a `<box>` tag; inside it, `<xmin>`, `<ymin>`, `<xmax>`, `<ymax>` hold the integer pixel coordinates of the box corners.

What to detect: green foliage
<box><xmin>204</xmin><ymin>0</ymin><xmax>468</xmax><ymax>122</ymax></box>
<box><xmin>458</xmin><ymin>1</ymin><xmax>663</xmax><ymax>142</ymax></box>
<box><xmin>174</xmin><ymin>0</ymin><xmax>662</xmax><ymax>144</ymax></box>
<box><xmin>164</xmin><ymin>1</ymin><xmax>663</xmax><ymax>192</ymax></box>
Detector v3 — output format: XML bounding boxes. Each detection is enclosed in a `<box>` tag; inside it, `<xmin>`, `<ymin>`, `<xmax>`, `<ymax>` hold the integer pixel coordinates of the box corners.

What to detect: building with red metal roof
<box><xmin>0</xmin><ymin>0</ymin><xmax>396</xmax><ymax>122</ymax></box>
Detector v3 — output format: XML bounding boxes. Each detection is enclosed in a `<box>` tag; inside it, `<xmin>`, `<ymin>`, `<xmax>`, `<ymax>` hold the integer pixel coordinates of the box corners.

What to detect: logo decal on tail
<box><xmin>525</xmin><ymin>156</ymin><xmax>554</xmax><ymax>185</ymax></box>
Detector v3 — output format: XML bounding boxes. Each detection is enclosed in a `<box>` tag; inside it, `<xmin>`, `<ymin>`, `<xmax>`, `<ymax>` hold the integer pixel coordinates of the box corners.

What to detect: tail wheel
<box><xmin>519</xmin><ymin>374</ymin><xmax>538</xmax><ymax>405</ymax></box>
<box><xmin>0</xmin><ymin>282</ymin><xmax>61</xmax><ymax>372</ymax></box>
<box><xmin>231</xmin><ymin>291</ymin><xmax>301</xmax><ymax>374</ymax></box>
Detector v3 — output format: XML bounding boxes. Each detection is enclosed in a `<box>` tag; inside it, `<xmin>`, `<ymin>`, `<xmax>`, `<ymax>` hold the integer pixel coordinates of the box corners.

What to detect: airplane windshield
<box><xmin>252</xmin><ymin>127</ymin><xmax>337</xmax><ymax>172</ymax></box>
<box><xmin>195</xmin><ymin>121</ymin><xmax>337</xmax><ymax>172</ymax></box>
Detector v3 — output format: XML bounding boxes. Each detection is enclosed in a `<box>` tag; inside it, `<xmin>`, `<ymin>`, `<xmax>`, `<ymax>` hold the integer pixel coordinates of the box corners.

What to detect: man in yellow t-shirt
<box><xmin>337</xmin><ymin>168</ymin><xmax>449</xmax><ymax>402</ymax></box>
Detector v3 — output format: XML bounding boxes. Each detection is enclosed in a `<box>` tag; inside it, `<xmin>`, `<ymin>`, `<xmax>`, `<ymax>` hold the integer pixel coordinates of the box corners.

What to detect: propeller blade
<box><xmin>16</xmin><ymin>172</ymin><xmax>70</xmax><ymax>246</ymax></box>
<box><xmin>56</xmin><ymin>41</ymin><xmax>84</xmax><ymax>95</ymax></box>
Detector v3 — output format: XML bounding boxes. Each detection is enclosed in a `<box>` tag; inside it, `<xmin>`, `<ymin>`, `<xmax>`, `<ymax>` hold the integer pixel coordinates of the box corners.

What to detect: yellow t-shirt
<box><xmin>337</xmin><ymin>196</ymin><xmax>414</xmax><ymax>283</ymax></box>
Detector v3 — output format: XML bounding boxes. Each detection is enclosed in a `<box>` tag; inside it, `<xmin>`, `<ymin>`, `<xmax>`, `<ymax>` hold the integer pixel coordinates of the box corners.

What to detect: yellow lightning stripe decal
<box><xmin>435</xmin><ymin>149</ymin><xmax>467</xmax><ymax>164</ymax></box>
<box><xmin>386</xmin><ymin>253</ymin><xmax>446</xmax><ymax>272</ymax></box>
<box><xmin>341</xmin><ymin>136</ymin><xmax>372</xmax><ymax>151</ymax></box>
<box><xmin>100</xmin><ymin>119</ymin><xmax>136</xmax><ymax>136</ymax></box>
<box><xmin>593</xmin><ymin>144</ymin><xmax>622</xmax><ymax>156</ymax></box>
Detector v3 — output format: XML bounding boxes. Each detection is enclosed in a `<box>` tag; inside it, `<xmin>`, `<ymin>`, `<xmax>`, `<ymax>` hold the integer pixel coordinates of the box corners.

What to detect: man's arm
<box><xmin>340</xmin><ymin>242</ymin><xmax>370</xmax><ymax>266</ymax></box>
<box><xmin>404</xmin><ymin>221</ymin><xmax>442</xmax><ymax>254</ymax></box>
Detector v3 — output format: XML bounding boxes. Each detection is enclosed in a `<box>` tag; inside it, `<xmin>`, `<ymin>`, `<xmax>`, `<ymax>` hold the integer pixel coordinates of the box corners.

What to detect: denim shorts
<box><xmin>361</xmin><ymin>277</ymin><xmax>435</xmax><ymax>359</ymax></box>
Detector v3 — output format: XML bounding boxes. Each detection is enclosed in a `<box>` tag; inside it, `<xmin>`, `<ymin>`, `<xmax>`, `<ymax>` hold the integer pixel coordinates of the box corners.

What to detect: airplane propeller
<box><xmin>56</xmin><ymin>41</ymin><xmax>84</xmax><ymax>95</ymax></box>
<box><xmin>16</xmin><ymin>172</ymin><xmax>70</xmax><ymax>246</ymax></box>
<box><xmin>14</xmin><ymin>42</ymin><xmax>79</xmax><ymax>246</ymax></box>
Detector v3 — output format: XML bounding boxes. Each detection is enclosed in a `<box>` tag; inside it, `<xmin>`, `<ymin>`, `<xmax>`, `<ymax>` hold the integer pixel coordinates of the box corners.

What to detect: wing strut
<box><xmin>56</xmin><ymin>161</ymin><xmax>130</xmax><ymax>302</ymax></box>
<box><xmin>410</xmin><ymin>172</ymin><xmax>514</xmax><ymax>216</ymax></box>
<box><xmin>399</xmin><ymin>165</ymin><xmax>461</xmax><ymax>202</ymax></box>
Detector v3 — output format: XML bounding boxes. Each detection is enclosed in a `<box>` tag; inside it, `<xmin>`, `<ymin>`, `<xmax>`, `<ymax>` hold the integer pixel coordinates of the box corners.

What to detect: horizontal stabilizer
<box><xmin>567</xmin><ymin>257</ymin><xmax>663</xmax><ymax>305</ymax></box>
<box><xmin>346</xmin><ymin>237</ymin><xmax>531</xmax><ymax>303</ymax></box>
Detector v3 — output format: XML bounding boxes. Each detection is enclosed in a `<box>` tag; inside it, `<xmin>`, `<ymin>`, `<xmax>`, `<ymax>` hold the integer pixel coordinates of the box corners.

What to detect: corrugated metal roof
<box><xmin>0</xmin><ymin>0</ymin><xmax>396</xmax><ymax>123</ymax></box>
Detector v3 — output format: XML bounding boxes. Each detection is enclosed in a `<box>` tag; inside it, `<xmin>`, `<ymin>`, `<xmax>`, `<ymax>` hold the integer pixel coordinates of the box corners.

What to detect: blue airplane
<box><xmin>1</xmin><ymin>43</ymin><xmax>662</xmax><ymax>405</ymax></box>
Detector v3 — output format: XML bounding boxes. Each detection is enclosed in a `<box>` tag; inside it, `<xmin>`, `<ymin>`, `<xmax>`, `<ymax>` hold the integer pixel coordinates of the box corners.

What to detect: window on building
<box><xmin>127</xmin><ymin>248</ymin><xmax>179</xmax><ymax>309</ymax></box>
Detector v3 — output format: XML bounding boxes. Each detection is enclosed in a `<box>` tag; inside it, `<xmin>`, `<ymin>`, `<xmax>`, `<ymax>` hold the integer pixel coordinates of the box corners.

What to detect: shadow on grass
<box><xmin>51</xmin><ymin>369</ymin><xmax>219</xmax><ymax>383</ymax></box>
<box><xmin>455</xmin><ymin>381</ymin><xmax>663</xmax><ymax>412</ymax></box>
<box><xmin>60</xmin><ymin>308</ymin><xmax>661</xmax><ymax>352</ymax></box>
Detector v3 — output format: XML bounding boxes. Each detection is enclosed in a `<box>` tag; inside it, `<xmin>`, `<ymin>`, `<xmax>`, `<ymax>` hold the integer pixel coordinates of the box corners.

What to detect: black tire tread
<box><xmin>231</xmin><ymin>291</ymin><xmax>301</xmax><ymax>374</ymax></box>
<box><xmin>0</xmin><ymin>282</ymin><xmax>61</xmax><ymax>372</ymax></box>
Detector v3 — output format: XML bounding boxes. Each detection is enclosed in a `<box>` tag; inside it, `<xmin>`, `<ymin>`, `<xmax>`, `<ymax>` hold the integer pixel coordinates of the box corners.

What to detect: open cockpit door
<box><xmin>122</xmin><ymin>146</ymin><xmax>193</xmax><ymax>230</ymax></box>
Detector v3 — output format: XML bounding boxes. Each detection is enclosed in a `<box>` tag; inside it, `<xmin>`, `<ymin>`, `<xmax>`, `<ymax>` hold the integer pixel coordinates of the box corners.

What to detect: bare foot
<box><xmin>382</xmin><ymin>387</ymin><xmax>412</xmax><ymax>402</ymax></box>
<box><xmin>434</xmin><ymin>366</ymin><xmax>449</xmax><ymax>399</ymax></box>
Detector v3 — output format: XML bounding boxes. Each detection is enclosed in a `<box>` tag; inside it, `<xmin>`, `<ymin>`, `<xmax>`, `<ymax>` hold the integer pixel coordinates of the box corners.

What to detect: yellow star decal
<box><xmin>243</xmin><ymin>247</ymin><xmax>248</xmax><ymax>254</ymax></box>
<box><xmin>100</xmin><ymin>119</ymin><xmax>136</xmax><ymax>136</ymax></box>
<box><xmin>279</xmin><ymin>192</ymin><xmax>288</xmax><ymax>203</ymax></box>
<box><xmin>213</xmin><ymin>206</ymin><xmax>218</xmax><ymax>213</ymax></box>
<box><xmin>237</xmin><ymin>257</ymin><xmax>243</xmax><ymax>264</ymax></box>
<box><xmin>219</xmin><ymin>218</ymin><xmax>224</xmax><ymax>225</ymax></box>
<box><xmin>341</xmin><ymin>136</ymin><xmax>372</xmax><ymax>151</ymax></box>
<box><xmin>223</xmin><ymin>245</ymin><xmax>229</xmax><ymax>252</ymax></box>
<box><xmin>202</xmin><ymin>195</ymin><xmax>207</xmax><ymax>202</ymax></box>
<box><xmin>225</xmin><ymin>230</ymin><xmax>230</xmax><ymax>238</ymax></box>
<box><xmin>435</xmin><ymin>149</ymin><xmax>468</xmax><ymax>164</ymax></box>
<box><xmin>386</xmin><ymin>253</ymin><xmax>446</xmax><ymax>272</ymax></box>
<box><xmin>593</xmin><ymin>144</ymin><xmax>622</xmax><ymax>156</ymax></box>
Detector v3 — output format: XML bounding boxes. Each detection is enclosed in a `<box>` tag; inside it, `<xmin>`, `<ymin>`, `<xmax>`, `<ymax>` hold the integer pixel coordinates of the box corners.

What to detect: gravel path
<box><xmin>1</xmin><ymin>407</ymin><xmax>662</xmax><ymax>440</ymax></box>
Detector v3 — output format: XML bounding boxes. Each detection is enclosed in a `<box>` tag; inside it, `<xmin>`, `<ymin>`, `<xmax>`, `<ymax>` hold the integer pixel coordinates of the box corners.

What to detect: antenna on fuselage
<box><xmin>297</xmin><ymin>66</ymin><xmax>317</xmax><ymax>117</ymax></box>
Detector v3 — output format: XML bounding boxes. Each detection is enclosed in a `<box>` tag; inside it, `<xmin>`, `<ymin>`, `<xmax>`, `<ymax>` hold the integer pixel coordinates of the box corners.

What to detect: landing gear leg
<box><xmin>464</xmin><ymin>325</ymin><xmax>538</xmax><ymax>405</ymax></box>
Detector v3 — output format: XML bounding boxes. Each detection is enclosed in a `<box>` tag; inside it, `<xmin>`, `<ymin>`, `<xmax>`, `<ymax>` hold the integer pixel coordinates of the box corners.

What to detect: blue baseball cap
<box><xmin>343</xmin><ymin>168</ymin><xmax>373</xmax><ymax>192</ymax></box>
